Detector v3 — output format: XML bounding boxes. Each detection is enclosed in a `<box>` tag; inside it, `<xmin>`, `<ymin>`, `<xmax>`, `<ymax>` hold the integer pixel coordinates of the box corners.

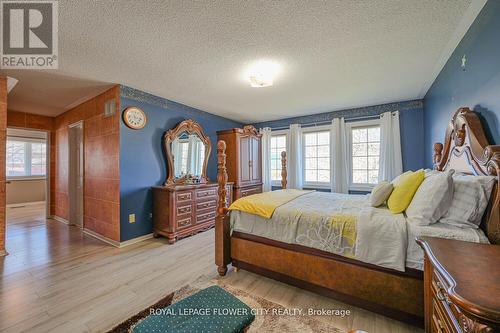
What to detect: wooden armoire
<box><xmin>217</xmin><ymin>125</ymin><xmax>262</xmax><ymax>200</ymax></box>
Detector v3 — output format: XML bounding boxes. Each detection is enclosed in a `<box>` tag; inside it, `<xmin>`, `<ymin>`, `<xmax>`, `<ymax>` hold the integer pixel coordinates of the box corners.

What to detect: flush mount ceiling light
<box><xmin>245</xmin><ymin>60</ymin><xmax>281</xmax><ymax>88</ymax></box>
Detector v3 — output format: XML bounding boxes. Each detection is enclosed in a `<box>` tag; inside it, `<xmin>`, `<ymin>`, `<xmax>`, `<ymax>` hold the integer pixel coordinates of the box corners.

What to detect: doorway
<box><xmin>68</xmin><ymin>121</ymin><xmax>84</xmax><ymax>227</ymax></box>
<box><xmin>5</xmin><ymin>128</ymin><xmax>49</xmax><ymax>242</ymax></box>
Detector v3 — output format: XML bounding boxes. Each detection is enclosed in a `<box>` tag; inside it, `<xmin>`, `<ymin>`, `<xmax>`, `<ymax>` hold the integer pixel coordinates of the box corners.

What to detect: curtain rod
<box><xmin>265</xmin><ymin>114</ymin><xmax>381</xmax><ymax>131</ymax></box>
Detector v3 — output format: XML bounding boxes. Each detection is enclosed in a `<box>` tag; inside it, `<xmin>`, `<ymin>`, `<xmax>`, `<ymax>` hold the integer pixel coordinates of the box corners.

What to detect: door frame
<box><xmin>68</xmin><ymin>121</ymin><xmax>84</xmax><ymax>227</ymax></box>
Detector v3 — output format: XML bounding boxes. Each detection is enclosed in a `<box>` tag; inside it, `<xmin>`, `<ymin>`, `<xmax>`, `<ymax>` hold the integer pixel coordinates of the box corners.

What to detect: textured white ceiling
<box><xmin>1</xmin><ymin>0</ymin><xmax>486</xmax><ymax>121</ymax></box>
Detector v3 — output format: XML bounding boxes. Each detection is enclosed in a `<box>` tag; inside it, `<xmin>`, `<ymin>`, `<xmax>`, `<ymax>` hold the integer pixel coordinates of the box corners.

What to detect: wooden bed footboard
<box><xmin>231</xmin><ymin>232</ymin><xmax>424</xmax><ymax>326</ymax></box>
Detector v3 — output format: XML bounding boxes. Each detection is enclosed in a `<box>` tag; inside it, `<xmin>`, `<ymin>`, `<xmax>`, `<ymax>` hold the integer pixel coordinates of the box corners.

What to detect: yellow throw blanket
<box><xmin>228</xmin><ymin>189</ymin><xmax>313</xmax><ymax>219</ymax></box>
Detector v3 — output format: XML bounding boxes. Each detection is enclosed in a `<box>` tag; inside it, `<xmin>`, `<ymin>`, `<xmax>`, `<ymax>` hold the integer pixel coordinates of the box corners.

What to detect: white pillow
<box><xmin>370</xmin><ymin>181</ymin><xmax>393</xmax><ymax>207</ymax></box>
<box><xmin>439</xmin><ymin>174</ymin><xmax>496</xmax><ymax>228</ymax></box>
<box><xmin>406</xmin><ymin>170</ymin><xmax>455</xmax><ymax>226</ymax></box>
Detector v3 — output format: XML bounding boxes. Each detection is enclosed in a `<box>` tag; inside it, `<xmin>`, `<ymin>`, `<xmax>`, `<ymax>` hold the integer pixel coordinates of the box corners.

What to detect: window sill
<box><xmin>302</xmin><ymin>183</ymin><xmax>331</xmax><ymax>190</ymax></box>
<box><xmin>349</xmin><ymin>184</ymin><xmax>375</xmax><ymax>192</ymax></box>
<box><xmin>7</xmin><ymin>177</ymin><xmax>47</xmax><ymax>182</ymax></box>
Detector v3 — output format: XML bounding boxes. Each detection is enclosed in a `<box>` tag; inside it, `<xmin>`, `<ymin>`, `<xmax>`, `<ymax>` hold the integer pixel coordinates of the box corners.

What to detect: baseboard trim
<box><xmin>50</xmin><ymin>215</ymin><xmax>70</xmax><ymax>225</ymax></box>
<box><xmin>118</xmin><ymin>233</ymin><xmax>154</xmax><ymax>248</ymax></box>
<box><xmin>83</xmin><ymin>229</ymin><xmax>153</xmax><ymax>248</ymax></box>
<box><xmin>83</xmin><ymin>228</ymin><xmax>121</xmax><ymax>247</ymax></box>
<box><xmin>49</xmin><ymin>215</ymin><xmax>153</xmax><ymax>248</ymax></box>
<box><xmin>7</xmin><ymin>201</ymin><xmax>46</xmax><ymax>208</ymax></box>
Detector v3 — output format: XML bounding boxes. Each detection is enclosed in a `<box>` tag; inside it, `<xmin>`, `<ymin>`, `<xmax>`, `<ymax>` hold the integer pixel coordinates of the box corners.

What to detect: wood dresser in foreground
<box><xmin>417</xmin><ymin>237</ymin><xmax>500</xmax><ymax>333</ymax></box>
<box><xmin>152</xmin><ymin>183</ymin><xmax>232</xmax><ymax>244</ymax></box>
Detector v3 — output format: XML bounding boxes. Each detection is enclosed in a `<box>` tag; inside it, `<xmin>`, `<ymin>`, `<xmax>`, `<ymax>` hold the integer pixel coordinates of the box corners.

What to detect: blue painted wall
<box><xmin>424</xmin><ymin>0</ymin><xmax>500</xmax><ymax>167</ymax></box>
<box><xmin>119</xmin><ymin>86</ymin><xmax>242</xmax><ymax>241</ymax></box>
<box><xmin>253</xmin><ymin>100</ymin><xmax>425</xmax><ymax>172</ymax></box>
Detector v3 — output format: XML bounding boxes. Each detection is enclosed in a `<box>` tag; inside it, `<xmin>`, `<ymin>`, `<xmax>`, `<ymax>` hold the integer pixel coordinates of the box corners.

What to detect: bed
<box><xmin>214</xmin><ymin>107</ymin><xmax>500</xmax><ymax>326</ymax></box>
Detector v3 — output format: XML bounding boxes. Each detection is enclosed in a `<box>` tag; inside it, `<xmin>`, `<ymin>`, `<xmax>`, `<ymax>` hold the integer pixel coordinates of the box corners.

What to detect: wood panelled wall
<box><xmin>0</xmin><ymin>77</ymin><xmax>7</xmax><ymax>255</ymax></box>
<box><xmin>7</xmin><ymin>110</ymin><xmax>54</xmax><ymax>130</ymax></box>
<box><xmin>53</xmin><ymin>86</ymin><xmax>121</xmax><ymax>241</ymax></box>
<box><xmin>6</xmin><ymin>86</ymin><xmax>121</xmax><ymax>242</ymax></box>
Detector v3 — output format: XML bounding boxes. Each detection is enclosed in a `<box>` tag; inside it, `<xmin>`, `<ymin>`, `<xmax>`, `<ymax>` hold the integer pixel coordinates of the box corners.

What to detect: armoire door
<box><xmin>250</xmin><ymin>136</ymin><xmax>261</xmax><ymax>182</ymax></box>
<box><xmin>239</xmin><ymin>135</ymin><xmax>251</xmax><ymax>183</ymax></box>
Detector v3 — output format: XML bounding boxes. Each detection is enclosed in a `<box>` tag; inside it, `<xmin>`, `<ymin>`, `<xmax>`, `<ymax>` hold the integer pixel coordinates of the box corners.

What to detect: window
<box><xmin>350</xmin><ymin>124</ymin><xmax>380</xmax><ymax>188</ymax></box>
<box><xmin>303</xmin><ymin>130</ymin><xmax>330</xmax><ymax>186</ymax></box>
<box><xmin>6</xmin><ymin>138</ymin><xmax>47</xmax><ymax>178</ymax></box>
<box><xmin>270</xmin><ymin>134</ymin><xmax>286</xmax><ymax>182</ymax></box>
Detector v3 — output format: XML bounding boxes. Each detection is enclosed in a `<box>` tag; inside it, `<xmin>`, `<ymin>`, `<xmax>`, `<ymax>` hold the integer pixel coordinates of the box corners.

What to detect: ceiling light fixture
<box><xmin>246</xmin><ymin>60</ymin><xmax>280</xmax><ymax>88</ymax></box>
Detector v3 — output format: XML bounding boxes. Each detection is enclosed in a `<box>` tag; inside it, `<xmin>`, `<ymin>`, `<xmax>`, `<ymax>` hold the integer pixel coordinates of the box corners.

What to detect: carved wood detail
<box><xmin>242</xmin><ymin>125</ymin><xmax>259</xmax><ymax>136</ymax></box>
<box><xmin>163</xmin><ymin>119</ymin><xmax>211</xmax><ymax>185</ymax></box>
<box><xmin>459</xmin><ymin>313</ymin><xmax>495</xmax><ymax>333</ymax></box>
<box><xmin>281</xmin><ymin>151</ymin><xmax>287</xmax><ymax>189</ymax></box>
<box><xmin>432</xmin><ymin>107</ymin><xmax>500</xmax><ymax>244</ymax></box>
<box><xmin>216</xmin><ymin>140</ymin><xmax>231</xmax><ymax>276</ymax></box>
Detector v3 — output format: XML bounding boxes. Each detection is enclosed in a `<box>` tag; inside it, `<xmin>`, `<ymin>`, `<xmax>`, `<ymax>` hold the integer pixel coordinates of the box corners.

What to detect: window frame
<box><xmin>346</xmin><ymin>119</ymin><xmax>381</xmax><ymax>192</ymax></box>
<box><xmin>270</xmin><ymin>129</ymin><xmax>288</xmax><ymax>186</ymax></box>
<box><xmin>301</xmin><ymin>125</ymin><xmax>332</xmax><ymax>189</ymax></box>
<box><xmin>6</xmin><ymin>137</ymin><xmax>48</xmax><ymax>181</ymax></box>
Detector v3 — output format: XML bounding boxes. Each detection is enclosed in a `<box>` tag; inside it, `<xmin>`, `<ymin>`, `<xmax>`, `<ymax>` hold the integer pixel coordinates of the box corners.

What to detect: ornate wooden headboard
<box><xmin>433</xmin><ymin>107</ymin><xmax>500</xmax><ymax>244</ymax></box>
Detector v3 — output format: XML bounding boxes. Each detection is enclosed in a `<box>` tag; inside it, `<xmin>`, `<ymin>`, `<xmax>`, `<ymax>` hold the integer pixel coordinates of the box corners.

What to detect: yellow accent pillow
<box><xmin>387</xmin><ymin>170</ymin><xmax>425</xmax><ymax>214</ymax></box>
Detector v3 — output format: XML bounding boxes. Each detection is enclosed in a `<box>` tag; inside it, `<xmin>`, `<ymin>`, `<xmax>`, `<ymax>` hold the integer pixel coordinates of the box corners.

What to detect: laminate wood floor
<box><xmin>1</xmin><ymin>204</ymin><xmax>423</xmax><ymax>333</ymax></box>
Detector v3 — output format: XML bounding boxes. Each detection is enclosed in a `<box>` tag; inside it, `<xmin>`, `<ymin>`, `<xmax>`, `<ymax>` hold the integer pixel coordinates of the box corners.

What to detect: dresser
<box><xmin>217</xmin><ymin>125</ymin><xmax>262</xmax><ymax>200</ymax></box>
<box><xmin>152</xmin><ymin>183</ymin><xmax>233</xmax><ymax>244</ymax></box>
<box><xmin>417</xmin><ymin>237</ymin><xmax>500</xmax><ymax>333</ymax></box>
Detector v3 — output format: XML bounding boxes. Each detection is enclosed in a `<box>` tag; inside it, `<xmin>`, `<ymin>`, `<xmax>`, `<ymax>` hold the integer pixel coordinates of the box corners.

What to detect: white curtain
<box><xmin>288</xmin><ymin>124</ymin><xmax>303</xmax><ymax>189</ymax></box>
<box><xmin>379</xmin><ymin>111</ymin><xmax>403</xmax><ymax>181</ymax></box>
<box><xmin>331</xmin><ymin>118</ymin><xmax>349</xmax><ymax>193</ymax></box>
<box><xmin>260</xmin><ymin>127</ymin><xmax>272</xmax><ymax>192</ymax></box>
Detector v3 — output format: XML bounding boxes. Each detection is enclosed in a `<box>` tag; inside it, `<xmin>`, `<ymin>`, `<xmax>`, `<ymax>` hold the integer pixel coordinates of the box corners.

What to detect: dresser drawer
<box><xmin>196</xmin><ymin>188</ymin><xmax>217</xmax><ymax>199</ymax></box>
<box><xmin>176</xmin><ymin>191</ymin><xmax>192</xmax><ymax>202</ymax></box>
<box><xmin>240</xmin><ymin>185</ymin><xmax>261</xmax><ymax>197</ymax></box>
<box><xmin>176</xmin><ymin>216</ymin><xmax>192</xmax><ymax>229</ymax></box>
<box><xmin>196</xmin><ymin>199</ymin><xmax>217</xmax><ymax>211</ymax></box>
<box><xmin>196</xmin><ymin>210</ymin><xmax>216</xmax><ymax>223</ymax></box>
<box><xmin>177</xmin><ymin>204</ymin><xmax>192</xmax><ymax>216</ymax></box>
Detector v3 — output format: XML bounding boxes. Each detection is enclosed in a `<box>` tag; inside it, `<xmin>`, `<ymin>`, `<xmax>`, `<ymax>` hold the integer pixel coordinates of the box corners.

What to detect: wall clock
<box><xmin>123</xmin><ymin>107</ymin><xmax>147</xmax><ymax>130</ymax></box>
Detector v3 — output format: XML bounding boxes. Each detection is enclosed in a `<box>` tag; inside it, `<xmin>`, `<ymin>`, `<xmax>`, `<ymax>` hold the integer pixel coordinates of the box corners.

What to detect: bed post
<box><xmin>433</xmin><ymin>143</ymin><xmax>443</xmax><ymax>170</ymax></box>
<box><xmin>216</xmin><ymin>140</ymin><xmax>231</xmax><ymax>276</ymax></box>
<box><xmin>281</xmin><ymin>151</ymin><xmax>287</xmax><ymax>189</ymax></box>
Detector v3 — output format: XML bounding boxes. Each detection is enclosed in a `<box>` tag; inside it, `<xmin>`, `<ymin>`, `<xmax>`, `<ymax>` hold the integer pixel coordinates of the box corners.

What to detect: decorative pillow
<box><xmin>370</xmin><ymin>181</ymin><xmax>394</xmax><ymax>207</ymax></box>
<box><xmin>406</xmin><ymin>169</ymin><xmax>455</xmax><ymax>226</ymax></box>
<box><xmin>440</xmin><ymin>174</ymin><xmax>495</xmax><ymax>228</ymax></box>
<box><xmin>387</xmin><ymin>170</ymin><xmax>425</xmax><ymax>214</ymax></box>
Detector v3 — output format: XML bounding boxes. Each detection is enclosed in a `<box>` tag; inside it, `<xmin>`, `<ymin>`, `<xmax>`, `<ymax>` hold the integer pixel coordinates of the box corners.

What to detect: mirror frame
<box><xmin>163</xmin><ymin>119</ymin><xmax>212</xmax><ymax>185</ymax></box>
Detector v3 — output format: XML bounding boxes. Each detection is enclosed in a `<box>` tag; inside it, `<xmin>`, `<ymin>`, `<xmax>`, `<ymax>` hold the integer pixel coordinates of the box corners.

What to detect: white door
<box><xmin>69</xmin><ymin>122</ymin><xmax>84</xmax><ymax>227</ymax></box>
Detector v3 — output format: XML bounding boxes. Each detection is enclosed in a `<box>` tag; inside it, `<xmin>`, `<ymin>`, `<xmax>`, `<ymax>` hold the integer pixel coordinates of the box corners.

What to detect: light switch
<box><xmin>129</xmin><ymin>214</ymin><xmax>136</xmax><ymax>223</ymax></box>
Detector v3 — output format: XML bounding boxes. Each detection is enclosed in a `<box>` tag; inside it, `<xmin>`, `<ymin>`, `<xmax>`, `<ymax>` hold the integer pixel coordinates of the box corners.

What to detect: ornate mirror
<box><xmin>163</xmin><ymin>120</ymin><xmax>211</xmax><ymax>185</ymax></box>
